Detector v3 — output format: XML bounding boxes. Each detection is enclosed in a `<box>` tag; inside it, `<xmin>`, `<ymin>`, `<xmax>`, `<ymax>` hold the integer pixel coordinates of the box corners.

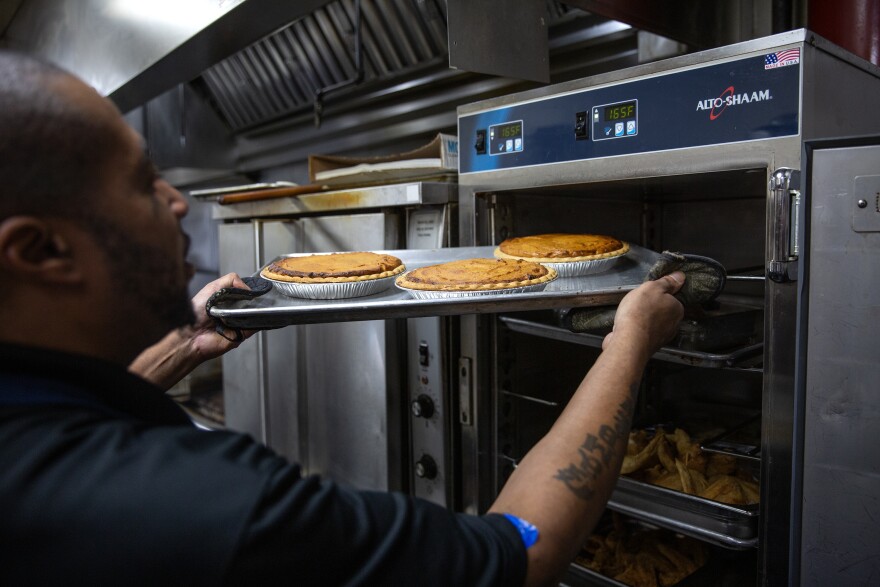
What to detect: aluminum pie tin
<box><xmin>541</xmin><ymin>253</ymin><xmax>627</xmax><ymax>277</ymax></box>
<box><xmin>494</xmin><ymin>246</ymin><xmax>629</xmax><ymax>278</ymax></box>
<box><xmin>394</xmin><ymin>274</ymin><xmax>556</xmax><ymax>299</ymax></box>
<box><xmin>262</xmin><ymin>272</ymin><xmax>401</xmax><ymax>300</ymax></box>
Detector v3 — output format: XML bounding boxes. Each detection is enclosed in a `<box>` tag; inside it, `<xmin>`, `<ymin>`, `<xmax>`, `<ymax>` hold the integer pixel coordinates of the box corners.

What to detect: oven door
<box><xmin>793</xmin><ymin>137</ymin><xmax>880</xmax><ymax>586</ymax></box>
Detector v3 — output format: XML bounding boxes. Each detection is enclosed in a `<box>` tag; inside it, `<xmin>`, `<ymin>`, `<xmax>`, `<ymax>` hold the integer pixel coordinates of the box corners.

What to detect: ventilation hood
<box><xmin>0</xmin><ymin>0</ymin><xmax>782</xmax><ymax>118</ymax></box>
<box><xmin>0</xmin><ymin>0</ymin><xmax>334</xmax><ymax>112</ymax></box>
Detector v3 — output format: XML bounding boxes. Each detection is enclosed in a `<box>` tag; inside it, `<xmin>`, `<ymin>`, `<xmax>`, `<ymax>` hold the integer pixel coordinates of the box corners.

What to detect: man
<box><xmin>0</xmin><ymin>51</ymin><xmax>685</xmax><ymax>586</ymax></box>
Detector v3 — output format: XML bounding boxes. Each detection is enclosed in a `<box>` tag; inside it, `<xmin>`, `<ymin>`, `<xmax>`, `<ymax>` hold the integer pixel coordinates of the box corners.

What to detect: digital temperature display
<box><xmin>603</xmin><ymin>101</ymin><xmax>636</xmax><ymax>121</ymax></box>
<box><xmin>489</xmin><ymin>120</ymin><xmax>524</xmax><ymax>155</ymax></box>
<box><xmin>498</xmin><ymin>122</ymin><xmax>521</xmax><ymax>137</ymax></box>
<box><xmin>592</xmin><ymin>99</ymin><xmax>638</xmax><ymax>141</ymax></box>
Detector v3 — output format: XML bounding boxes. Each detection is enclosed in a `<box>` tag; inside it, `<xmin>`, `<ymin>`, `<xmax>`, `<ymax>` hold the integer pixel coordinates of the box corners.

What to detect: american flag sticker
<box><xmin>765</xmin><ymin>48</ymin><xmax>800</xmax><ymax>69</ymax></box>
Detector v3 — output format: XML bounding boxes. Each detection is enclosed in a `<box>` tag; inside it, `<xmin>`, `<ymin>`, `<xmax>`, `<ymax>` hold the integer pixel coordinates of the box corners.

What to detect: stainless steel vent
<box><xmin>201</xmin><ymin>0</ymin><xmax>584</xmax><ymax>131</ymax></box>
<box><xmin>202</xmin><ymin>0</ymin><xmax>449</xmax><ymax>130</ymax></box>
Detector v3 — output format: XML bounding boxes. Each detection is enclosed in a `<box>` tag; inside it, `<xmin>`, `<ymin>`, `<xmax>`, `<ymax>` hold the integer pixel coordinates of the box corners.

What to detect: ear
<box><xmin>0</xmin><ymin>216</ymin><xmax>84</xmax><ymax>284</ymax></box>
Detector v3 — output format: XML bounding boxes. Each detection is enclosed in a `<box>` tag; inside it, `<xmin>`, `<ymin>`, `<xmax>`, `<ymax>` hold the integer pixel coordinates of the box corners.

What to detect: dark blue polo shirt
<box><xmin>0</xmin><ymin>343</ymin><xmax>526</xmax><ymax>586</ymax></box>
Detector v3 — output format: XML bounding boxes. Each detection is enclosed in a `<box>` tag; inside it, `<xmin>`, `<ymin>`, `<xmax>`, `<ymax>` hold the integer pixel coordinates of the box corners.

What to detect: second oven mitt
<box><xmin>205</xmin><ymin>275</ymin><xmax>274</xmax><ymax>341</ymax></box>
<box><xmin>559</xmin><ymin>305</ymin><xmax>617</xmax><ymax>334</ymax></box>
<box><xmin>561</xmin><ymin>252</ymin><xmax>726</xmax><ymax>334</ymax></box>
<box><xmin>644</xmin><ymin>251</ymin><xmax>726</xmax><ymax>306</ymax></box>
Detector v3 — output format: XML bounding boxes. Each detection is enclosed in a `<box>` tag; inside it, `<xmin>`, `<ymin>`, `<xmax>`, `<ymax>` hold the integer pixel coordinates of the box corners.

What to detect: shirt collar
<box><xmin>0</xmin><ymin>342</ymin><xmax>193</xmax><ymax>426</ymax></box>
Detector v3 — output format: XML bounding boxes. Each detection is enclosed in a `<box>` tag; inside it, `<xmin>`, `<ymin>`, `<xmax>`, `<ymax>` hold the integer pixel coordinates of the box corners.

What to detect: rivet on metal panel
<box><xmin>852</xmin><ymin>176</ymin><xmax>880</xmax><ymax>232</ymax></box>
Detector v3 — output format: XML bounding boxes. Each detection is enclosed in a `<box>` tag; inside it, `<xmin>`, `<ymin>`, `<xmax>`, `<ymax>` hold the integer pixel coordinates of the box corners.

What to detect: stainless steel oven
<box><xmin>455</xmin><ymin>29</ymin><xmax>880</xmax><ymax>586</ymax></box>
<box><xmin>208</xmin><ymin>29</ymin><xmax>880</xmax><ymax>586</ymax></box>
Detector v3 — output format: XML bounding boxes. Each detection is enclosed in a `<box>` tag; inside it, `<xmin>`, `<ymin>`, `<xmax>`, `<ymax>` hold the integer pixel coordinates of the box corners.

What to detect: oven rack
<box><xmin>209</xmin><ymin>245</ymin><xmax>663</xmax><ymax>329</ymax></box>
<box><xmin>606</xmin><ymin>477</ymin><xmax>759</xmax><ymax>549</ymax></box>
<box><xmin>495</xmin><ymin>449</ymin><xmax>760</xmax><ymax>549</ymax></box>
<box><xmin>567</xmin><ymin>540</ymin><xmax>757</xmax><ymax>587</ymax></box>
<box><xmin>700</xmin><ymin>415</ymin><xmax>762</xmax><ymax>461</ymax></box>
<box><xmin>498</xmin><ymin>316</ymin><xmax>764</xmax><ymax>369</ymax></box>
<box><xmin>564</xmin><ymin>510</ymin><xmax>758</xmax><ymax>587</ymax></box>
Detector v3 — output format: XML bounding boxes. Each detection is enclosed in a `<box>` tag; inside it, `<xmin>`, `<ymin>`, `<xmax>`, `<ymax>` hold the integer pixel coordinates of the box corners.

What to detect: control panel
<box><xmin>592</xmin><ymin>99</ymin><xmax>638</xmax><ymax>141</ymax></box>
<box><xmin>407</xmin><ymin>317</ymin><xmax>448</xmax><ymax>506</ymax></box>
<box><xmin>489</xmin><ymin>120</ymin><xmax>524</xmax><ymax>155</ymax></box>
<box><xmin>459</xmin><ymin>48</ymin><xmax>802</xmax><ymax>174</ymax></box>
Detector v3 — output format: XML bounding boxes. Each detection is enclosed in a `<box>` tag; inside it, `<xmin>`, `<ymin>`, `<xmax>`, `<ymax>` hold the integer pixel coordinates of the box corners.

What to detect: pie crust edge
<box><xmin>493</xmin><ymin>241</ymin><xmax>630</xmax><ymax>263</ymax></box>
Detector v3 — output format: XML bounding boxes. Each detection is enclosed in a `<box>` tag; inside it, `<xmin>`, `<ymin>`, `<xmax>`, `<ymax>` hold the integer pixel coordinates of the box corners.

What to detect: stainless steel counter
<box><xmin>209</xmin><ymin>181</ymin><xmax>457</xmax><ymax>221</ymax></box>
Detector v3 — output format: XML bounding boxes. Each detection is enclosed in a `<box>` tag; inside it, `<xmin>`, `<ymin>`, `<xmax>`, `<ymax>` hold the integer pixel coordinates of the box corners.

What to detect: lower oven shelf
<box><xmin>565</xmin><ymin>545</ymin><xmax>757</xmax><ymax>587</ymax></box>
<box><xmin>499</xmin><ymin>316</ymin><xmax>763</xmax><ymax>369</ymax></box>
<box><xmin>208</xmin><ymin>245</ymin><xmax>661</xmax><ymax>328</ymax></box>
<box><xmin>606</xmin><ymin>477</ymin><xmax>759</xmax><ymax>549</ymax></box>
<box><xmin>562</xmin><ymin>510</ymin><xmax>758</xmax><ymax>587</ymax></box>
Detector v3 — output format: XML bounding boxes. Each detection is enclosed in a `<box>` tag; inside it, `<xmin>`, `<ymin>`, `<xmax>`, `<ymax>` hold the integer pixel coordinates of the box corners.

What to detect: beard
<box><xmin>80</xmin><ymin>214</ymin><xmax>195</xmax><ymax>335</ymax></box>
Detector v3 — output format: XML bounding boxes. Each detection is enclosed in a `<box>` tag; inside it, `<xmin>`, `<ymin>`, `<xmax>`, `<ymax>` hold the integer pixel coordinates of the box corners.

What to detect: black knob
<box><xmin>411</xmin><ymin>394</ymin><xmax>435</xmax><ymax>419</ymax></box>
<box><xmin>415</xmin><ymin>455</ymin><xmax>438</xmax><ymax>480</ymax></box>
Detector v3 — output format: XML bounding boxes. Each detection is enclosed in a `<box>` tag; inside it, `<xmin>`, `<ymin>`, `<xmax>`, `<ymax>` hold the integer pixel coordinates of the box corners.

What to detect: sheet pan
<box><xmin>607</xmin><ymin>477</ymin><xmax>759</xmax><ymax>549</ymax></box>
<box><xmin>209</xmin><ymin>245</ymin><xmax>661</xmax><ymax>329</ymax></box>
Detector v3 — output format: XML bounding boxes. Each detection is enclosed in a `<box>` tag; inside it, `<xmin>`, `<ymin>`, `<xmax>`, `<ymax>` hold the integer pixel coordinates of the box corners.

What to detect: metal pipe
<box><xmin>808</xmin><ymin>0</ymin><xmax>880</xmax><ymax>66</ymax></box>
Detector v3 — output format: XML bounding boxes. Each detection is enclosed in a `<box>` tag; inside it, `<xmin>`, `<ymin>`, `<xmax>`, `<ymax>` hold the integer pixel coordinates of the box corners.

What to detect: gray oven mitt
<box><xmin>205</xmin><ymin>275</ymin><xmax>274</xmax><ymax>341</ymax></box>
<box><xmin>644</xmin><ymin>251</ymin><xmax>726</xmax><ymax>306</ymax></box>
<box><xmin>562</xmin><ymin>251</ymin><xmax>726</xmax><ymax>334</ymax></box>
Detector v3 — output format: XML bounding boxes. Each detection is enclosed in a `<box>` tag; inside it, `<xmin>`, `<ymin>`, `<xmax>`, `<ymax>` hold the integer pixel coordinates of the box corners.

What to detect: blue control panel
<box><xmin>460</xmin><ymin>50</ymin><xmax>802</xmax><ymax>174</ymax></box>
<box><xmin>593</xmin><ymin>99</ymin><xmax>638</xmax><ymax>141</ymax></box>
<box><xmin>489</xmin><ymin>120</ymin><xmax>524</xmax><ymax>155</ymax></box>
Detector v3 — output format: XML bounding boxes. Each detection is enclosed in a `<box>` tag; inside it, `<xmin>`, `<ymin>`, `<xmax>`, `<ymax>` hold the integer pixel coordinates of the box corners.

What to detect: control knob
<box><xmin>410</xmin><ymin>394</ymin><xmax>435</xmax><ymax>419</ymax></box>
<box><xmin>414</xmin><ymin>454</ymin><xmax>438</xmax><ymax>480</ymax></box>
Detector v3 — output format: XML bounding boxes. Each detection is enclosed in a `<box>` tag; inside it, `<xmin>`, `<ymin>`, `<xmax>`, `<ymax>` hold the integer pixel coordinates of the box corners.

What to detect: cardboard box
<box><xmin>308</xmin><ymin>133</ymin><xmax>458</xmax><ymax>186</ymax></box>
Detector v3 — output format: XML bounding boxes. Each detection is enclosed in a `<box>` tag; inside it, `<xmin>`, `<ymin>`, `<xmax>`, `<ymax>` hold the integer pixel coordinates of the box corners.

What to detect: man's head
<box><xmin>0</xmin><ymin>51</ymin><xmax>195</xmax><ymax>363</ymax></box>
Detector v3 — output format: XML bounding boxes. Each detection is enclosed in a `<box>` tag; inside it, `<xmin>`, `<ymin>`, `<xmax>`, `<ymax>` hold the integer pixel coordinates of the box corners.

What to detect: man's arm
<box><xmin>488</xmin><ymin>272</ymin><xmax>685</xmax><ymax>587</ymax></box>
<box><xmin>129</xmin><ymin>273</ymin><xmax>255</xmax><ymax>390</ymax></box>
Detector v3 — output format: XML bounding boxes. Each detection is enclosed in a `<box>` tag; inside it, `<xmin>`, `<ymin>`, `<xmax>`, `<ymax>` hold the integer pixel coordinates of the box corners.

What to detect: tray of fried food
<box><xmin>575</xmin><ymin>512</ymin><xmax>709</xmax><ymax>587</ymax></box>
<box><xmin>621</xmin><ymin>427</ymin><xmax>759</xmax><ymax>506</ymax></box>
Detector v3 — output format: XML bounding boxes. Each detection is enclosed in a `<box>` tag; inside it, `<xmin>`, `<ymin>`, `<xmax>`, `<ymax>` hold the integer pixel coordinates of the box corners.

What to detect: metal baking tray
<box><xmin>565</xmin><ymin>514</ymin><xmax>757</xmax><ymax>587</ymax></box>
<box><xmin>499</xmin><ymin>316</ymin><xmax>763</xmax><ymax>369</ymax></box>
<box><xmin>209</xmin><ymin>245</ymin><xmax>661</xmax><ymax>329</ymax></box>
<box><xmin>606</xmin><ymin>477</ymin><xmax>759</xmax><ymax>549</ymax></box>
<box><xmin>567</xmin><ymin>544</ymin><xmax>756</xmax><ymax>587</ymax></box>
<box><xmin>700</xmin><ymin>416</ymin><xmax>762</xmax><ymax>461</ymax></box>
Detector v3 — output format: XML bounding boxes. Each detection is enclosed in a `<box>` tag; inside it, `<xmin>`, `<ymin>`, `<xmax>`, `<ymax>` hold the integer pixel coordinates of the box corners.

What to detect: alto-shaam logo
<box><xmin>696</xmin><ymin>86</ymin><xmax>772</xmax><ymax>120</ymax></box>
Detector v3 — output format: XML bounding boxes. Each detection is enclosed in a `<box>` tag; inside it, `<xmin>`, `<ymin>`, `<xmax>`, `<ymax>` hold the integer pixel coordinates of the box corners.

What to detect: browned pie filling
<box><xmin>261</xmin><ymin>251</ymin><xmax>405</xmax><ymax>283</ymax></box>
<box><xmin>396</xmin><ymin>258</ymin><xmax>556</xmax><ymax>291</ymax></box>
<box><xmin>495</xmin><ymin>233</ymin><xmax>629</xmax><ymax>262</ymax></box>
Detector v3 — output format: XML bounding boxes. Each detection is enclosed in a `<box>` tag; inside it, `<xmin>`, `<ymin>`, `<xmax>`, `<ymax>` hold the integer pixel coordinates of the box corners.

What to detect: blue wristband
<box><xmin>502</xmin><ymin>513</ymin><xmax>539</xmax><ymax>549</ymax></box>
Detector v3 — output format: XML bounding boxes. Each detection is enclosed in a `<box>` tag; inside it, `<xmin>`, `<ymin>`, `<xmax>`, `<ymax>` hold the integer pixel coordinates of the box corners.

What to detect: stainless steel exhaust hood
<box><xmin>1</xmin><ymin>0</ymin><xmax>334</xmax><ymax>113</ymax></box>
<box><xmin>0</xmin><ymin>0</ymin><xmax>789</xmax><ymax>120</ymax></box>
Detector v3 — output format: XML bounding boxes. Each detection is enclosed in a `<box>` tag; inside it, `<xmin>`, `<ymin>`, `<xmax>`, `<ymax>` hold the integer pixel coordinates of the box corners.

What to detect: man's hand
<box><xmin>129</xmin><ymin>273</ymin><xmax>257</xmax><ymax>390</ymax></box>
<box><xmin>184</xmin><ymin>273</ymin><xmax>257</xmax><ymax>362</ymax></box>
<box><xmin>602</xmin><ymin>271</ymin><xmax>685</xmax><ymax>358</ymax></box>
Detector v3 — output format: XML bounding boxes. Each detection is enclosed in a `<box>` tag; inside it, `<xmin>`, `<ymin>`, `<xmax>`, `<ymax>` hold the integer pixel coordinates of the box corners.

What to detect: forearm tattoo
<box><xmin>553</xmin><ymin>384</ymin><xmax>639</xmax><ymax>501</ymax></box>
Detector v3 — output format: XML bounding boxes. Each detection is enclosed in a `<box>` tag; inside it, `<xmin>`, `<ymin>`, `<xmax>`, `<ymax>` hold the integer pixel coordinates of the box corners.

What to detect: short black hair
<box><xmin>0</xmin><ymin>51</ymin><xmax>121</xmax><ymax>221</ymax></box>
